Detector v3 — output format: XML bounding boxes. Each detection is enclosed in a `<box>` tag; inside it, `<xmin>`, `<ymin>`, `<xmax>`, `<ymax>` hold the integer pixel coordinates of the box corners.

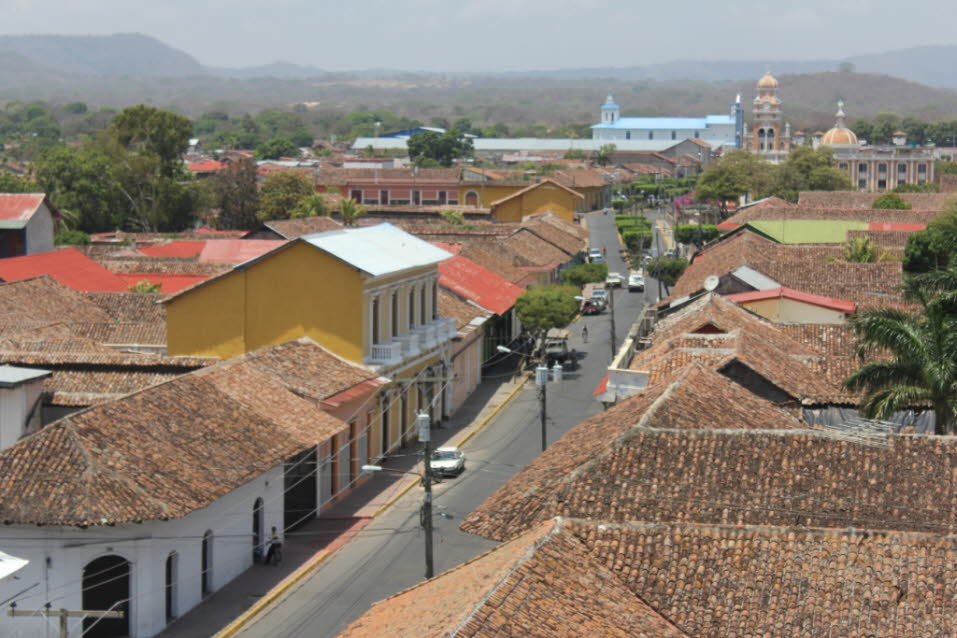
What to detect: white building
<box><xmin>0</xmin><ymin>341</ymin><xmax>379</xmax><ymax>638</ymax></box>
<box><xmin>590</xmin><ymin>94</ymin><xmax>739</xmax><ymax>149</ymax></box>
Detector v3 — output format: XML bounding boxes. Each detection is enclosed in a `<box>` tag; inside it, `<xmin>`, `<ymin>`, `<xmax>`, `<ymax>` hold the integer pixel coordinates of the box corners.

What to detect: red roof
<box><xmin>118</xmin><ymin>273</ymin><xmax>211</xmax><ymax>293</ymax></box>
<box><xmin>726</xmin><ymin>287</ymin><xmax>856</xmax><ymax>314</ymax></box>
<box><xmin>716</xmin><ymin>221</ymin><xmax>740</xmax><ymax>231</ymax></box>
<box><xmin>187</xmin><ymin>160</ymin><xmax>228</xmax><ymax>174</ymax></box>
<box><xmin>430</xmin><ymin>241</ymin><xmax>462</xmax><ymax>255</ymax></box>
<box><xmin>0</xmin><ymin>193</ymin><xmax>49</xmax><ymax>225</ymax></box>
<box><xmin>0</xmin><ymin>247</ymin><xmax>128</xmax><ymax>292</ymax></box>
<box><xmin>593</xmin><ymin>373</ymin><xmax>609</xmax><ymax>396</ymax></box>
<box><xmin>139</xmin><ymin>240</ymin><xmax>207</xmax><ymax>258</ymax></box>
<box><xmin>199</xmin><ymin>239</ymin><xmax>287</xmax><ymax>264</ymax></box>
<box><xmin>868</xmin><ymin>222</ymin><xmax>926</xmax><ymax>232</ymax></box>
<box><xmin>437</xmin><ymin>254</ymin><xmax>523</xmax><ymax>316</ymax></box>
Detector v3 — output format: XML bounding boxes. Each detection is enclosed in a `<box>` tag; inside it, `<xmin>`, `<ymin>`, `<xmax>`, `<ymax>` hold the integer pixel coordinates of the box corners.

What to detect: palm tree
<box><xmin>338</xmin><ymin>198</ymin><xmax>367</xmax><ymax>227</ymax></box>
<box><xmin>844</xmin><ymin>298</ymin><xmax>957</xmax><ymax>434</ymax></box>
<box><xmin>842</xmin><ymin>236</ymin><xmax>883</xmax><ymax>263</ymax></box>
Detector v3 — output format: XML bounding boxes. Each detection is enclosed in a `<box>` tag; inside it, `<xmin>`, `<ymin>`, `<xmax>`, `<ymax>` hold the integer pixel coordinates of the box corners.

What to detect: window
<box><xmin>898</xmin><ymin>163</ymin><xmax>907</xmax><ymax>173</ymax></box>
<box><xmin>839</xmin><ymin>163</ymin><xmax>848</xmax><ymax>170</ymax></box>
<box><xmin>412</xmin><ymin>190</ymin><xmax>421</xmax><ymax>205</ymax></box>
<box><xmin>878</xmin><ymin>163</ymin><xmax>887</xmax><ymax>173</ymax></box>
<box><xmin>918</xmin><ymin>163</ymin><xmax>927</xmax><ymax>173</ymax></box>
<box><xmin>371</xmin><ymin>296</ymin><xmax>380</xmax><ymax>345</ymax></box>
<box><xmin>166</xmin><ymin>552</ymin><xmax>178</xmax><ymax>623</ymax></box>
<box><xmin>408</xmin><ymin>289</ymin><xmax>415</xmax><ymax>327</ymax></box>
<box><xmin>878</xmin><ymin>179</ymin><xmax>887</xmax><ymax>190</ymax></box>
<box><xmin>380</xmin><ymin>189</ymin><xmax>389</xmax><ymax>204</ymax></box>
<box><xmin>671</xmin><ymin>130</ymin><xmax>676</xmax><ymax>140</ymax></box>
<box><xmin>625</xmin><ymin>131</ymin><xmax>631</xmax><ymax>140</ymax></box>
<box><xmin>858</xmin><ymin>163</ymin><xmax>867</xmax><ymax>173</ymax></box>
<box><xmin>420</xmin><ymin>286</ymin><xmax>427</xmax><ymax>325</ymax></box>
<box><xmin>694</xmin><ymin>131</ymin><xmax>700</xmax><ymax>138</ymax></box>
<box><xmin>858</xmin><ymin>179</ymin><xmax>867</xmax><ymax>188</ymax></box>
<box><xmin>432</xmin><ymin>282</ymin><xmax>438</xmax><ymax>320</ymax></box>
<box><xmin>349</xmin><ymin>421</ymin><xmax>358</xmax><ymax>484</ymax></box>
<box><xmin>350</xmin><ymin>189</ymin><xmax>361</xmax><ymax>201</ymax></box>
<box><xmin>391</xmin><ymin>293</ymin><xmax>399</xmax><ymax>338</ymax></box>
<box><xmin>648</xmin><ymin>131</ymin><xmax>653</xmax><ymax>140</ymax></box>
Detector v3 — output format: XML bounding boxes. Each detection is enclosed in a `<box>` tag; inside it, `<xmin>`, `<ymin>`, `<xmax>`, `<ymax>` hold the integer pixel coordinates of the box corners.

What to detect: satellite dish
<box><xmin>703</xmin><ymin>275</ymin><xmax>719</xmax><ymax>292</ymax></box>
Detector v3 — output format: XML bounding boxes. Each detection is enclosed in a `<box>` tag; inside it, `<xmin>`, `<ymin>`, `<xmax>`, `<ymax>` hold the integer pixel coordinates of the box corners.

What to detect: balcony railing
<box><xmin>414</xmin><ymin>324</ymin><xmax>438</xmax><ymax>349</ymax></box>
<box><xmin>368</xmin><ymin>341</ymin><xmax>402</xmax><ymax>365</ymax></box>
<box><xmin>393</xmin><ymin>333</ymin><xmax>420</xmax><ymax>357</ymax></box>
<box><xmin>437</xmin><ymin>317</ymin><xmax>458</xmax><ymax>340</ymax></box>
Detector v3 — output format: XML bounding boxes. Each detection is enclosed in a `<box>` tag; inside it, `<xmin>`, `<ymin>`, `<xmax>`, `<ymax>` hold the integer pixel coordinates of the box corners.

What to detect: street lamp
<box><xmin>361</xmin><ymin>411</ymin><xmax>435</xmax><ymax>579</ymax></box>
<box><xmin>498</xmin><ymin>345</ymin><xmax>561</xmax><ymax>451</ymax></box>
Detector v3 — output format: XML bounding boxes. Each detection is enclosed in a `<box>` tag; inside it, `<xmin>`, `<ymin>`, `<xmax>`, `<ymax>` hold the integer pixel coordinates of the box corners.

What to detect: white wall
<box><xmin>24</xmin><ymin>203</ymin><xmax>54</xmax><ymax>255</ymax></box>
<box><xmin>0</xmin><ymin>465</ymin><xmax>285</xmax><ymax>638</ymax></box>
<box><xmin>0</xmin><ymin>381</ymin><xmax>44</xmax><ymax>451</ymax></box>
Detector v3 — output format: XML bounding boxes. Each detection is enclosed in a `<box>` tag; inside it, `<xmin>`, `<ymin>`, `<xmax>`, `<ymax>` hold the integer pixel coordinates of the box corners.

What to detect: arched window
<box><xmin>464</xmin><ymin>191</ymin><xmax>479</xmax><ymax>207</ymax></box>
<box><xmin>166</xmin><ymin>552</ymin><xmax>178</xmax><ymax>623</ymax></box>
<box><xmin>83</xmin><ymin>555</ymin><xmax>130</xmax><ymax>637</ymax></box>
<box><xmin>202</xmin><ymin>530</ymin><xmax>214</xmax><ymax>597</ymax></box>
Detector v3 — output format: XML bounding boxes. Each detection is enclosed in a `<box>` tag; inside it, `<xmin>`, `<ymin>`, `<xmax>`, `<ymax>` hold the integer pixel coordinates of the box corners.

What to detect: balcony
<box><xmin>437</xmin><ymin>317</ymin><xmax>458</xmax><ymax>340</ymax></box>
<box><xmin>368</xmin><ymin>342</ymin><xmax>402</xmax><ymax>365</ymax></box>
<box><xmin>414</xmin><ymin>324</ymin><xmax>438</xmax><ymax>349</ymax></box>
<box><xmin>393</xmin><ymin>333</ymin><xmax>421</xmax><ymax>357</ymax></box>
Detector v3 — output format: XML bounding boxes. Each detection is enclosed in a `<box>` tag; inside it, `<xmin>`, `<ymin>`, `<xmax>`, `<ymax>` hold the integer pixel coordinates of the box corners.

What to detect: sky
<box><xmin>3</xmin><ymin>0</ymin><xmax>957</xmax><ymax>71</ymax></box>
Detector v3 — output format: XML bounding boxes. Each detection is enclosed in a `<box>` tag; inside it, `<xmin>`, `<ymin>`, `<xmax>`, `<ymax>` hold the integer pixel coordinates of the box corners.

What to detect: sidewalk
<box><xmin>156</xmin><ymin>371</ymin><xmax>527</xmax><ymax>638</ymax></box>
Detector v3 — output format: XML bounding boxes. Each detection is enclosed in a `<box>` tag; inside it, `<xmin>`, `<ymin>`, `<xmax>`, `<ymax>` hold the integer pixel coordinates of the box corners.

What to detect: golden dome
<box><xmin>757</xmin><ymin>71</ymin><xmax>779</xmax><ymax>89</ymax></box>
<box><xmin>821</xmin><ymin>127</ymin><xmax>859</xmax><ymax>146</ymax></box>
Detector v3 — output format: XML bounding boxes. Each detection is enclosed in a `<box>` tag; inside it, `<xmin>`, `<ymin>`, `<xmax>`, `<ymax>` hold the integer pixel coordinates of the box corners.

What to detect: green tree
<box><xmin>872</xmin><ymin>193</ymin><xmax>912</xmax><ymax>210</ymax></box>
<box><xmin>561</xmin><ymin>263</ymin><xmax>609</xmax><ymax>288</ymax></box>
<box><xmin>338</xmin><ymin>197</ymin><xmax>367</xmax><ymax>226</ymax></box>
<box><xmin>0</xmin><ymin>172</ymin><xmax>38</xmax><ymax>193</ymax></box>
<box><xmin>767</xmin><ymin>146</ymin><xmax>850</xmax><ymax>202</ymax></box>
<box><xmin>903</xmin><ymin>207</ymin><xmax>957</xmax><ymax>273</ymax></box>
<box><xmin>256</xmin><ymin>137</ymin><xmax>300</xmax><ymax>160</ymax></box>
<box><xmin>841</xmin><ymin>236</ymin><xmax>884</xmax><ymax>263</ymax></box>
<box><xmin>514</xmin><ymin>284</ymin><xmax>580</xmax><ymax>339</ymax></box>
<box><xmin>407</xmin><ymin>129</ymin><xmax>473</xmax><ymax>167</ymax></box>
<box><xmin>563</xmin><ymin>149</ymin><xmax>587</xmax><ymax>160</ymax></box>
<box><xmin>440</xmin><ymin>209</ymin><xmax>466</xmax><ymax>225</ymax></box>
<box><xmin>291</xmin><ymin>193</ymin><xmax>328</xmax><ymax>219</ymax></box>
<box><xmin>674</xmin><ymin>224</ymin><xmax>720</xmax><ymax>246</ymax></box>
<box><xmin>696</xmin><ymin>150</ymin><xmax>775</xmax><ymax>214</ymax></box>
<box><xmin>206</xmin><ymin>159</ymin><xmax>259</xmax><ymax>229</ymax></box>
<box><xmin>844</xmin><ymin>299</ymin><xmax>957</xmax><ymax>434</ymax></box>
<box><xmin>33</xmin><ymin>145</ymin><xmax>120</xmax><ymax>232</ymax></box>
<box><xmin>54</xmin><ymin>229</ymin><xmax>91</xmax><ymax>245</ymax></box>
<box><xmin>109</xmin><ymin>105</ymin><xmax>192</xmax><ymax>177</ymax></box>
<box><xmin>594</xmin><ymin>143</ymin><xmax>617</xmax><ymax>167</ymax></box>
<box><xmin>647</xmin><ymin>257</ymin><xmax>688</xmax><ymax>288</ymax></box>
<box><xmin>257</xmin><ymin>171</ymin><xmax>315</xmax><ymax>221</ymax></box>
<box><xmin>128</xmin><ymin>279</ymin><xmax>163</xmax><ymax>293</ymax></box>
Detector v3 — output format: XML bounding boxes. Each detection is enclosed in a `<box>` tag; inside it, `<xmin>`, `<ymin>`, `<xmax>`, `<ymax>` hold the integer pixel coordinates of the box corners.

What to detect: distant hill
<box><xmin>0</xmin><ymin>33</ymin><xmax>204</xmax><ymax>76</ymax></box>
<box><xmin>0</xmin><ymin>50</ymin><xmax>69</xmax><ymax>89</ymax></box>
<box><xmin>207</xmin><ymin>61</ymin><xmax>326</xmax><ymax>79</ymax></box>
<box><xmin>847</xmin><ymin>46</ymin><xmax>957</xmax><ymax>88</ymax></box>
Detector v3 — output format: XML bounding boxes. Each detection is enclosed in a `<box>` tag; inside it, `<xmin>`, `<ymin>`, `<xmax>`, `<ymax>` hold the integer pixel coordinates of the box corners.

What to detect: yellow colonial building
<box><xmin>165</xmin><ymin>223</ymin><xmax>458</xmax><ymax>458</ymax></box>
<box><xmin>487</xmin><ymin>179</ymin><xmax>583</xmax><ymax>223</ymax></box>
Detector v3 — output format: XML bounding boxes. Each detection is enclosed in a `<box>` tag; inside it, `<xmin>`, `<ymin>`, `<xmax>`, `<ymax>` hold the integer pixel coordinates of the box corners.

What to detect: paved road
<box><xmin>235</xmin><ymin>211</ymin><xmax>656</xmax><ymax>638</ymax></box>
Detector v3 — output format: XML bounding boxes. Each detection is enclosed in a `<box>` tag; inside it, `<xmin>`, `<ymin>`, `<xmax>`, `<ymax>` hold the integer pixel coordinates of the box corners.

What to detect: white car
<box><xmin>628</xmin><ymin>271</ymin><xmax>645</xmax><ymax>292</ymax></box>
<box><xmin>430</xmin><ymin>447</ymin><xmax>466</xmax><ymax>477</ymax></box>
<box><xmin>605</xmin><ymin>272</ymin><xmax>624</xmax><ymax>288</ymax></box>
<box><xmin>588</xmin><ymin>248</ymin><xmax>603</xmax><ymax>263</ymax></box>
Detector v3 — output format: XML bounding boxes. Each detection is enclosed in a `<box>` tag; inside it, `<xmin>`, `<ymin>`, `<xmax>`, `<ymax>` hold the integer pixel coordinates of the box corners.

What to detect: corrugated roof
<box><xmin>591</xmin><ymin>115</ymin><xmax>733</xmax><ymax>130</ymax></box>
<box><xmin>0</xmin><ymin>248</ymin><xmax>129</xmax><ymax>292</ymax></box>
<box><xmin>746</xmin><ymin>219</ymin><xmax>870</xmax><ymax>244</ymax></box>
<box><xmin>0</xmin><ymin>193</ymin><xmax>47</xmax><ymax>228</ymax></box>
<box><xmin>117</xmin><ymin>273</ymin><xmax>210</xmax><ymax>293</ymax></box>
<box><xmin>437</xmin><ymin>254</ymin><xmax>523</xmax><ymax>316</ymax></box>
<box><xmin>303</xmin><ymin>223</ymin><xmax>451</xmax><ymax>277</ymax></box>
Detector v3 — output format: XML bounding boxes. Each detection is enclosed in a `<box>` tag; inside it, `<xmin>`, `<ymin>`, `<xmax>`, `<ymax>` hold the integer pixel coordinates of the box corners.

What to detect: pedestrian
<box><xmin>602</xmin><ymin>246</ymin><xmax>607</xmax><ymax>257</ymax></box>
<box><xmin>264</xmin><ymin>526</ymin><xmax>282</xmax><ymax>565</ymax></box>
<box><xmin>582</xmin><ymin>325</ymin><xmax>588</xmax><ymax>343</ymax></box>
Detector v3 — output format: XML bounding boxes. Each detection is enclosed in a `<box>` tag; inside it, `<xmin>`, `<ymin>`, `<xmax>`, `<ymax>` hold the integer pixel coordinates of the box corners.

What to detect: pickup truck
<box><xmin>628</xmin><ymin>270</ymin><xmax>645</xmax><ymax>292</ymax></box>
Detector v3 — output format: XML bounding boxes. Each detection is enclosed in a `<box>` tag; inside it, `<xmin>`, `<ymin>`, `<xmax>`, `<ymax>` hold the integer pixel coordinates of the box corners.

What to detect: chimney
<box><xmin>0</xmin><ymin>366</ymin><xmax>51</xmax><ymax>451</ymax></box>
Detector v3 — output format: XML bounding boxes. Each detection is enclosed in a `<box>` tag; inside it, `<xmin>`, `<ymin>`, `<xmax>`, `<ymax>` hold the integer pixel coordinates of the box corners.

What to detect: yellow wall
<box><xmin>741</xmin><ymin>298</ymin><xmax>846</xmax><ymax>324</ymax></box>
<box><xmin>167</xmin><ymin>241</ymin><xmax>365</xmax><ymax>361</ymax></box>
<box><xmin>491</xmin><ymin>183</ymin><xmax>579</xmax><ymax>223</ymax></box>
<box><xmin>459</xmin><ymin>184</ymin><xmax>526</xmax><ymax>208</ymax></box>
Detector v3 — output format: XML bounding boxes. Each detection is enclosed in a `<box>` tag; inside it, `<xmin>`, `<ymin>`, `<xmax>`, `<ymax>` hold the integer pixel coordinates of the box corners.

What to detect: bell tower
<box><xmin>601</xmin><ymin>94</ymin><xmax>620</xmax><ymax>125</ymax></box>
<box><xmin>751</xmin><ymin>70</ymin><xmax>783</xmax><ymax>154</ymax></box>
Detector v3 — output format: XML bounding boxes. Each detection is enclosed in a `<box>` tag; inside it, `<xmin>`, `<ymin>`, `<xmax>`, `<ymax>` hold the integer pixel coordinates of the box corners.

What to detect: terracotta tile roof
<box><xmin>0</xmin><ymin>276</ymin><xmax>112</xmax><ymax>331</ymax></box>
<box><xmin>939</xmin><ymin>173</ymin><xmax>957</xmax><ymax>192</ymax></box>
<box><xmin>503</xmin><ymin>228</ymin><xmax>570</xmax><ymax>267</ymax></box>
<box><xmin>255</xmin><ymin>216</ymin><xmax>343</xmax><ymax>239</ymax></box>
<box><xmin>96</xmin><ymin>257</ymin><xmax>231</xmax><ymax>276</ymax></box>
<box><xmin>846</xmin><ymin>228</ymin><xmax>913</xmax><ymax>249</ymax></box>
<box><xmin>779</xmin><ymin>323</ymin><xmax>859</xmax><ymax>357</ymax></box>
<box><xmin>520</xmin><ymin>217</ymin><xmax>586</xmax><ymax>255</ymax></box>
<box><xmin>319</xmin><ymin>167</ymin><xmax>461</xmax><ymax>185</ymax></box>
<box><xmin>339</xmin><ymin>520</ymin><xmax>688</xmax><ymax>638</ymax></box>
<box><xmin>0</xmin><ymin>247</ymin><xmax>129</xmax><ymax>292</ymax></box>
<box><xmin>551</xmin><ymin>168</ymin><xmax>609</xmax><ymax>189</ymax></box>
<box><xmin>719</xmin><ymin>205</ymin><xmax>938</xmax><ymax>230</ymax></box>
<box><xmin>464</xmin><ymin>413</ymin><xmax>957</xmax><ymax>544</ymax></box>
<box><xmin>489</xmin><ymin>178</ymin><xmax>584</xmax><ymax>209</ymax></box>
<box><xmin>68</xmin><ymin>321</ymin><xmax>167</xmax><ymax>346</ymax></box>
<box><xmin>571</xmin><ymin>519</ymin><xmax>957</xmax><ymax>638</ymax></box>
<box><xmin>437</xmin><ymin>254</ymin><xmax>524</xmax><ymax>316</ymax></box>
<box><xmin>672</xmin><ymin>232</ymin><xmax>905</xmax><ymax>305</ymax></box>
<box><xmin>462</xmin><ymin>363</ymin><xmax>810</xmax><ymax>541</ymax></box>
<box><xmin>117</xmin><ymin>273</ymin><xmax>210</xmax><ymax>293</ymax></box>
<box><xmin>0</xmin><ymin>342</ymin><xmax>351</xmax><ymax>526</ymax></box>
<box><xmin>798</xmin><ymin>190</ymin><xmax>956</xmax><ymax>210</ymax></box>
<box><xmin>437</xmin><ymin>288</ymin><xmax>489</xmax><ymax>329</ymax></box>
<box><xmin>457</xmin><ymin>243</ymin><xmax>529</xmax><ymax>286</ymax></box>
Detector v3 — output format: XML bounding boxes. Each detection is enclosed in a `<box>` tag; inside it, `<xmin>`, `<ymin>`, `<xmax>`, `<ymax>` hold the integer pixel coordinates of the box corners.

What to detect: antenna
<box><xmin>704</xmin><ymin>275</ymin><xmax>719</xmax><ymax>292</ymax></box>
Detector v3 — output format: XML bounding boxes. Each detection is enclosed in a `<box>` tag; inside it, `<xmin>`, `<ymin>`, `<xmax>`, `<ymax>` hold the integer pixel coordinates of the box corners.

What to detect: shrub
<box><xmin>621</xmin><ymin>229</ymin><xmax>652</xmax><ymax>251</ymax></box>
<box><xmin>54</xmin><ymin>229</ymin><xmax>91</xmax><ymax>245</ymax></box>
<box><xmin>561</xmin><ymin>262</ymin><xmax>609</xmax><ymax>287</ymax></box>
<box><xmin>674</xmin><ymin>224</ymin><xmax>720</xmax><ymax>246</ymax></box>
<box><xmin>646</xmin><ymin>257</ymin><xmax>688</xmax><ymax>288</ymax></box>
<box><xmin>872</xmin><ymin>193</ymin><xmax>912</xmax><ymax>210</ymax></box>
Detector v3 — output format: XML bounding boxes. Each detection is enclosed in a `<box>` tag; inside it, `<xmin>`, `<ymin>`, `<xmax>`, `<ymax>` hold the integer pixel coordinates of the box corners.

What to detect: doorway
<box><xmin>82</xmin><ymin>555</ymin><xmax>130</xmax><ymax>637</ymax></box>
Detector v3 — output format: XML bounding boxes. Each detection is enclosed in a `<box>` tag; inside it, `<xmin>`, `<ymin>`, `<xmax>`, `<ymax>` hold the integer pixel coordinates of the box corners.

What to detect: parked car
<box><xmin>430</xmin><ymin>447</ymin><xmax>466</xmax><ymax>477</ymax></box>
<box><xmin>582</xmin><ymin>299</ymin><xmax>603</xmax><ymax>315</ymax></box>
<box><xmin>588</xmin><ymin>247</ymin><xmax>602</xmax><ymax>260</ymax></box>
<box><xmin>590</xmin><ymin>288</ymin><xmax>608</xmax><ymax>304</ymax></box>
<box><xmin>628</xmin><ymin>271</ymin><xmax>645</xmax><ymax>292</ymax></box>
<box><xmin>605</xmin><ymin>272</ymin><xmax>624</xmax><ymax>288</ymax></box>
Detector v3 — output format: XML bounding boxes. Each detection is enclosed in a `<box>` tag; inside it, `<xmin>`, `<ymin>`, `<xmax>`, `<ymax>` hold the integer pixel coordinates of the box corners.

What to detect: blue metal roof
<box><xmin>592</xmin><ymin>115</ymin><xmax>733</xmax><ymax>130</ymax></box>
<box><xmin>601</xmin><ymin>103</ymin><xmax>619</xmax><ymax>109</ymax></box>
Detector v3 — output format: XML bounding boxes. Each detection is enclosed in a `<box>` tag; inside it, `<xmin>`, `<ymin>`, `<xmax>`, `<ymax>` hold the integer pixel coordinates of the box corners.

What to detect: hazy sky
<box><xmin>4</xmin><ymin>0</ymin><xmax>956</xmax><ymax>71</ymax></box>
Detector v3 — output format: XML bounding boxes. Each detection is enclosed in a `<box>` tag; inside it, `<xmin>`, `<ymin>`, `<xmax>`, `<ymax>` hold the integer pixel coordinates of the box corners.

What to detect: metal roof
<box><xmin>592</xmin><ymin>115</ymin><xmax>734</xmax><ymax>130</ymax></box>
<box><xmin>0</xmin><ymin>193</ymin><xmax>47</xmax><ymax>229</ymax></box>
<box><xmin>0</xmin><ymin>364</ymin><xmax>51</xmax><ymax>388</ymax></box>
<box><xmin>731</xmin><ymin>266</ymin><xmax>781</xmax><ymax>291</ymax></box>
<box><xmin>303</xmin><ymin>223</ymin><xmax>452</xmax><ymax>277</ymax></box>
<box><xmin>352</xmin><ymin>137</ymin><xmax>693</xmax><ymax>153</ymax></box>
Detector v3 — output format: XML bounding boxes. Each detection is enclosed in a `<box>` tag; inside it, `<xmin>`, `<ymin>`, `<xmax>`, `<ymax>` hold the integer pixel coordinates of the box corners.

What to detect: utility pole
<box><xmin>8</xmin><ymin>605</ymin><xmax>124</xmax><ymax>638</ymax></box>
<box><xmin>654</xmin><ymin>222</ymin><xmax>665</xmax><ymax>300</ymax></box>
<box><xmin>608</xmin><ymin>283</ymin><xmax>617</xmax><ymax>361</ymax></box>
<box><xmin>416</xmin><ymin>411</ymin><xmax>434</xmax><ymax>579</ymax></box>
<box><xmin>535</xmin><ymin>365</ymin><xmax>548</xmax><ymax>452</ymax></box>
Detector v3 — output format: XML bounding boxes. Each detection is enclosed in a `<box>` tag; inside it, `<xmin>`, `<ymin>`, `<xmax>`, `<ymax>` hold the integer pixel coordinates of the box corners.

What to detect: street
<box><xmin>234</xmin><ymin>210</ymin><xmax>658</xmax><ymax>638</ymax></box>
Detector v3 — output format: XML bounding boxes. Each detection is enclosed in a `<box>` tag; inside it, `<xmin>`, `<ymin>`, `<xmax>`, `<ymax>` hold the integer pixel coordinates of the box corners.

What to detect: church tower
<box><xmin>750</xmin><ymin>70</ymin><xmax>783</xmax><ymax>153</ymax></box>
<box><xmin>601</xmin><ymin>94</ymin><xmax>620</xmax><ymax>125</ymax></box>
